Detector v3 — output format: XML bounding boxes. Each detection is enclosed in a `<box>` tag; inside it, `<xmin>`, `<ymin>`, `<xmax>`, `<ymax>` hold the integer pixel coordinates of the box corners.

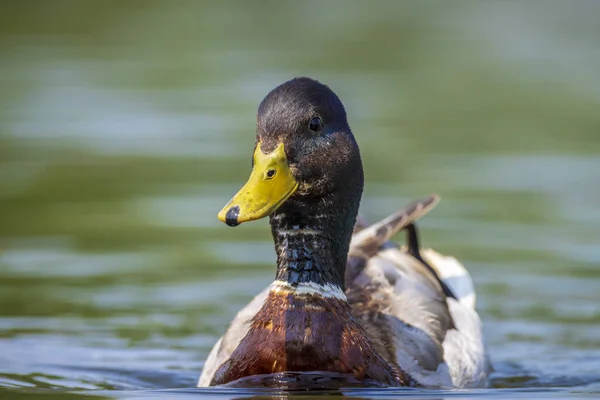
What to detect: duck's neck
<box><xmin>269</xmin><ymin>195</ymin><xmax>357</xmax><ymax>292</ymax></box>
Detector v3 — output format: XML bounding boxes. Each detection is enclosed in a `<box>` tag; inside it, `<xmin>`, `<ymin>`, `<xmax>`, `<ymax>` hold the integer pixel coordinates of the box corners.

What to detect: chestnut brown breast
<box><xmin>210</xmin><ymin>290</ymin><xmax>411</xmax><ymax>386</ymax></box>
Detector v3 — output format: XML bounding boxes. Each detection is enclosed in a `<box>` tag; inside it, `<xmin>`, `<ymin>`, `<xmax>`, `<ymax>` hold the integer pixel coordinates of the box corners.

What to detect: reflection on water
<box><xmin>1</xmin><ymin>1</ymin><xmax>600</xmax><ymax>399</ymax></box>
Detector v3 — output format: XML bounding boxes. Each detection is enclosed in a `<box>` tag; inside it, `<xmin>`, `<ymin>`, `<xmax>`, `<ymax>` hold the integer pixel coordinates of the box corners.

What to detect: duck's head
<box><xmin>218</xmin><ymin>77</ymin><xmax>364</xmax><ymax>227</ymax></box>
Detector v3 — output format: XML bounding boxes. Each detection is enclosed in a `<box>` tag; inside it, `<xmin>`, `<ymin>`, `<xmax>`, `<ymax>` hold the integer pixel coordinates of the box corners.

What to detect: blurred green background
<box><xmin>1</xmin><ymin>1</ymin><xmax>599</xmax><ymax>398</ymax></box>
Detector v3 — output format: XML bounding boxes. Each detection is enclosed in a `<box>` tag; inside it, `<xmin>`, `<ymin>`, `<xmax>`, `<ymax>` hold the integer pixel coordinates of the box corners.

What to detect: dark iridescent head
<box><xmin>218</xmin><ymin>77</ymin><xmax>364</xmax><ymax>226</ymax></box>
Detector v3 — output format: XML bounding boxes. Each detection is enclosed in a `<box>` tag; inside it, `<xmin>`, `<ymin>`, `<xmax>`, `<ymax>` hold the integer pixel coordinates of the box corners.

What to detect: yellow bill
<box><xmin>218</xmin><ymin>142</ymin><xmax>299</xmax><ymax>226</ymax></box>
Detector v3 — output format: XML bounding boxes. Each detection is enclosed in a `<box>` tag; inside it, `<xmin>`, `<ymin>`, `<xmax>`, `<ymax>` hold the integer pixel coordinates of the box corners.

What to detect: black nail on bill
<box><xmin>225</xmin><ymin>205</ymin><xmax>241</xmax><ymax>227</ymax></box>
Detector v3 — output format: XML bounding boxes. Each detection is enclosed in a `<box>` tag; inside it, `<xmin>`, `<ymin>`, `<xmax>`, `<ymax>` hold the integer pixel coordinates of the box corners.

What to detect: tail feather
<box><xmin>350</xmin><ymin>194</ymin><xmax>440</xmax><ymax>258</ymax></box>
<box><xmin>350</xmin><ymin>195</ymin><xmax>476</xmax><ymax>305</ymax></box>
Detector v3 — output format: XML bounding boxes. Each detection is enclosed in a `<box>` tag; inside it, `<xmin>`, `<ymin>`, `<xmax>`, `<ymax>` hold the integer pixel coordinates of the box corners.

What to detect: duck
<box><xmin>198</xmin><ymin>77</ymin><xmax>492</xmax><ymax>389</ymax></box>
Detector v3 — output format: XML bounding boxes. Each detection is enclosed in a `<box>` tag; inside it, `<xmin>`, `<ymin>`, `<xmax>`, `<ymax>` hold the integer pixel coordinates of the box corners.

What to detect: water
<box><xmin>1</xmin><ymin>1</ymin><xmax>600</xmax><ymax>399</ymax></box>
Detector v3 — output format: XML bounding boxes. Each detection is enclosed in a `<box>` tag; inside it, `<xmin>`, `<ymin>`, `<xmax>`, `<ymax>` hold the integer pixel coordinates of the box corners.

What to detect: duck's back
<box><xmin>347</xmin><ymin>196</ymin><xmax>491</xmax><ymax>388</ymax></box>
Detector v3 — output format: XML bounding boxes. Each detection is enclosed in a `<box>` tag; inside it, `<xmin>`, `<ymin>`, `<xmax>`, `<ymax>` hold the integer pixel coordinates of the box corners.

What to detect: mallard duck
<box><xmin>198</xmin><ymin>77</ymin><xmax>491</xmax><ymax>389</ymax></box>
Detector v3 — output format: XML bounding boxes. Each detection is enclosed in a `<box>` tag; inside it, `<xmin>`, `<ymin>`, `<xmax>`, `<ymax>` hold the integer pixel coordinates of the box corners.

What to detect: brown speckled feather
<box><xmin>348</xmin><ymin>194</ymin><xmax>440</xmax><ymax>280</ymax></box>
<box><xmin>345</xmin><ymin>196</ymin><xmax>455</xmax><ymax>386</ymax></box>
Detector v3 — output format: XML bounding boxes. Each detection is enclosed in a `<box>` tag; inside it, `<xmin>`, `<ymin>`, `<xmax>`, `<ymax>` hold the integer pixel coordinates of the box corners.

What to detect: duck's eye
<box><xmin>266</xmin><ymin>169</ymin><xmax>276</xmax><ymax>179</ymax></box>
<box><xmin>308</xmin><ymin>117</ymin><xmax>323</xmax><ymax>132</ymax></box>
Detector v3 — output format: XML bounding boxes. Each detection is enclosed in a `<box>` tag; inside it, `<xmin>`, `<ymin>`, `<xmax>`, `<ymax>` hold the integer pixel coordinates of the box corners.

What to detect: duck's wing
<box><xmin>346</xmin><ymin>195</ymin><xmax>490</xmax><ymax>388</ymax></box>
<box><xmin>197</xmin><ymin>285</ymin><xmax>270</xmax><ymax>387</ymax></box>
